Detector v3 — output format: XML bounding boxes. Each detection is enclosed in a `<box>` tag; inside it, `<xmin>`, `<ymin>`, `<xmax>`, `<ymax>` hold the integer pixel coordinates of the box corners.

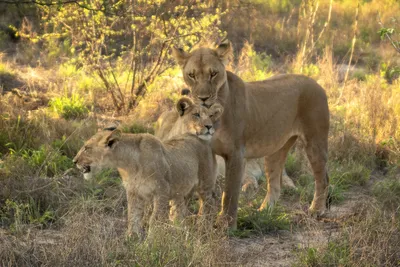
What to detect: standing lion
<box><xmin>172</xmin><ymin>42</ymin><xmax>330</xmax><ymax>229</ymax></box>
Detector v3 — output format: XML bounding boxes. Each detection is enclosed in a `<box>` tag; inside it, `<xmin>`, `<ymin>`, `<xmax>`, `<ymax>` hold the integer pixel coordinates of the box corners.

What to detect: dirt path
<box><xmin>226</xmin><ymin>189</ymin><xmax>372</xmax><ymax>266</ymax></box>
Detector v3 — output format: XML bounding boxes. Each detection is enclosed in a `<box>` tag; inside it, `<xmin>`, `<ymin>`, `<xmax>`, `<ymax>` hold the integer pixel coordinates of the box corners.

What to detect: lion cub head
<box><xmin>73</xmin><ymin>127</ymin><xmax>121</xmax><ymax>180</ymax></box>
<box><xmin>175</xmin><ymin>97</ymin><xmax>223</xmax><ymax>141</ymax></box>
<box><xmin>172</xmin><ymin>42</ymin><xmax>232</xmax><ymax>107</ymax></box>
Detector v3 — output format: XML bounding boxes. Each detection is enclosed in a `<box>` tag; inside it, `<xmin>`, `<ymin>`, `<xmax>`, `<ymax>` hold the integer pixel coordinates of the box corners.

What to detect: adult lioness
<box><xmin>73</xmin><ymin>98</ymin><xmax>223</xmax><ymax>238</ymax></box>
<box><xmin>172</xmin><ymin>42</ymin><xmax>330</xmax><ymax>229</ymax></box>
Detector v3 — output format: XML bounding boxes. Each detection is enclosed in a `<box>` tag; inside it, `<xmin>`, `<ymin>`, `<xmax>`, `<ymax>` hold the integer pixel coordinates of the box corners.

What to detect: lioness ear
<box><xmin>210</xmin><ymin>103</ymin><xmax>224</xmax><ymax>120</ymax></box>
<box><xmin>104</xmin><ymin>129</ymin><xmax>121</xmax><ymax>148</ymax></box>
<box><xmin>172</xmin><ymin>46</ymin><xmax>189</xmax><ymax>67</ymax></box>
<box><xmin>176</xmin><ymin>97</ymin><xmax>194</xmax><ymax>116</ymax></box>
<box><xmin>215</xmin><ymin>41</ymin><xmax>232</xmax><ymax>66</ymax></box>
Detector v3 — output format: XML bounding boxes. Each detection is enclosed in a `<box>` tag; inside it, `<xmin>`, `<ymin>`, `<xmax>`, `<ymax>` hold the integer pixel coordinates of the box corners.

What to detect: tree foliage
<box><xmin>34</xmin><ymin>0</ymin><xmax>225</xmax><ymax>112</ymax></box>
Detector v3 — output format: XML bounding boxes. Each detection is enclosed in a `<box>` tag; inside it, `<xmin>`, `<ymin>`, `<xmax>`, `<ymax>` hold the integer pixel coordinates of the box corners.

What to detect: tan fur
<box><xmin>215</xmin><ymin>157</ymin><xmax>297</xmax><ymax>197</ymax></box>
<box><xmin>172</xmin><ymin>42</ymin><xmax>330</xmax><ymax>229</ymax></box>
<box><xmin>73</xmin><ymin>100</ymin><xmax>222</xmax><ymax>238</ymax></box>
<box><xmin>155</xmin><ymin>97</ymin><xmax>223</xmax><ymax>141</ymax></box>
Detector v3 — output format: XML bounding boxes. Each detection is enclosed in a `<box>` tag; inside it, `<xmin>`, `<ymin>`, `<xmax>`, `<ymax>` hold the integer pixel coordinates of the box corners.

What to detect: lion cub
<box><xmin>73</xmin><ymin>98</ymin><xmax>223</xmax><ymax>238</ymax></box>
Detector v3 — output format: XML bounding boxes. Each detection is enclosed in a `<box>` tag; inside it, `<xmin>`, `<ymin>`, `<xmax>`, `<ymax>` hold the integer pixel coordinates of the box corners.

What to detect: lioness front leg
<box><xmin>220</xmin><ymin>152</ymin><xmax>245</xmax><ymax>229</ymax></box>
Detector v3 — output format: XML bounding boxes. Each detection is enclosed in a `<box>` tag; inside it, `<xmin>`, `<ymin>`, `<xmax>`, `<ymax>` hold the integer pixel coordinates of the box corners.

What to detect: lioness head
<box><xmin>176</xmin><ymin>97</ymin><xmax>224</xmax><ymax>141</ymax></box>
<box><xmin>73</xmin><ymin>127</ymin><xmax>121</xmax><ymax>180</ymax></box>
<box><xmin>172</xmin><ymin>42</ymin><xmax>232</xmax><ymax>107</ymax></box>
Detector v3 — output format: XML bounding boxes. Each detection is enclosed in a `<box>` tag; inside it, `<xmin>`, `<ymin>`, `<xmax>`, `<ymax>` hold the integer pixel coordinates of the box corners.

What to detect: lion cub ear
<box><xmin>172</xmin><ymin>46</ymin><xmax>189</xmax><ymax>67</ymax></box>
<box><xmin>104</xmin><ymin>129</ymin><xmax>121</xmax><ymax>148</ymax></box>
<box><xmin>176</xmin><ymin>97</ymin><xmax>194</xmax><ymax>116</ymax></box>
<box><xmin>215</xmin><ymin>41</ymin><xmax>232</xmax><ymax>66</ymax></box>
<box><xmin>210</xmin><ymin>103</ymin><xmax>224</xmax><ymax>121</ymax></box>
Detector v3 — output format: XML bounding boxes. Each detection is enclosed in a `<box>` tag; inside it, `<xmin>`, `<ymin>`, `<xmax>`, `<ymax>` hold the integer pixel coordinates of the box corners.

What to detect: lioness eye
<box><xmin>210</xmin><ymin>71</ymin><xmax>218</xmax><ymax>78</ymax></box>
<box><xmin>193</xmin><ymin>113</ymin><xmax>200</xmax><ymax>118</ymax></box>
<box><xmin>188</xmin><ymin>73</ymin><xmax>195</xmax><ymax>79</ymax></box>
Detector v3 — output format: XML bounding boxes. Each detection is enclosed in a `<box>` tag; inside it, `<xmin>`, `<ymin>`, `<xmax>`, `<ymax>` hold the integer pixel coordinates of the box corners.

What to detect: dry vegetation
<box><xmin>0</xmin><ymin>0</ymin><xmax>400</xmax><ymax>266</ymax></box>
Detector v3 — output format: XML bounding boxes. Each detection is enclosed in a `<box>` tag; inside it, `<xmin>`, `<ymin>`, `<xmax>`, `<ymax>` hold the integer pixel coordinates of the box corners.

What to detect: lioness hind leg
<box><xmin>259</xmin><ymin>136</ymin><xmax>297</xmax><ymax>211</ymax></box>
<box><xmin>305</xmin><ymin>139</ymin><xmax>329</xmax><ymax>215</ymax></box>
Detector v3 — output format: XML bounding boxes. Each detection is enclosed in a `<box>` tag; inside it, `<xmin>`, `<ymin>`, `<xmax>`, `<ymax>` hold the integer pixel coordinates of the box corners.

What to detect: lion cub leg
<box><xmin>169</xmin><ymin>197</ymin><xmax>188</xmax><ymax>223</ymax></box>
<box><xmin>197</xmin><ymin>161</ymin><xmax>218</xmax><ymax>219</ymax></box>
<box><xmin>126</xmin><ymin>193</ymin><xmax>146</xmax><ymax>240</ymax></box>
<box><xmin>259</xmin><ymin>136</ymin><xmax>297</xmax><ymax>211</ymax></box>
<box><xmin>198</xmin><ymin>191</ymin><xmax>216</xmax><ymax>217</ymax></box>
<box><xmin>148</xmin><ymin>193</ymin><xmax>170</xmax><ymax>236</ymax></box>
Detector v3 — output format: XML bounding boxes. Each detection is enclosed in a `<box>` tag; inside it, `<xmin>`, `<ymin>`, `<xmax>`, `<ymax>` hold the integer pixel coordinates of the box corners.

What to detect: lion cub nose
<box><xmin>199</xmin><ymin>96</ymin><xmax>209</xmax><ymax>102</ymax></box>
<box><xmin>205</xmin><ymin>125</ymin><xmax>212</xmax><ymax>130</ymax></box>
<box><xmin>72</xmin><ymin>158</ymin><xmax>77</xmax><ymax>165</ymax></box>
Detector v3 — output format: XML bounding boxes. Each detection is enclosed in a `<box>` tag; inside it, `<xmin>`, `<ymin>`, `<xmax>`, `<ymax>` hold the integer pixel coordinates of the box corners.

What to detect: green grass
<box><xmin>49</xmin><ymin>94</ymin><xmax>89</xmax><ymax>120</ymax></box>
<box><xmin>0</xmin><ymin>198</ymin><xmax>55</xmax><ymax>233</ymax></box>
<box><xmin>232</xmin><ymin>205</ymin><xmax>290</xmax><ymax>238</ymax></box>
<box><xmin>294</xmin><ymin>239</ymin><xmax>351</xmax><ymax>267</ymax></box>
<box><xmin>373</xmin><ymin>177</ymin><xmax>400</xmax><ymax>210</ymax></box>
<box><xmin>285</xmin><ymin>151</ymin><xmax>303</xmax><ymax>177</ymax></box>
<box><xmin>11</xmin><ymin>145</ymin><xmax>73</xmax><ymax>177</ymax></box>
<box><xmin>329</xmin><ymin>162</ymin><xmax>371</xmax><ymax>188</ymax></box>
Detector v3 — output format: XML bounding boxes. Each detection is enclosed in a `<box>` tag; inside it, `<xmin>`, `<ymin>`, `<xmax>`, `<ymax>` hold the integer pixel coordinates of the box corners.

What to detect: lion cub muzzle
<box><xmin>197</xmin><ymin>124</ymin><xmax>215</xmax><ymax>140</ymax></box>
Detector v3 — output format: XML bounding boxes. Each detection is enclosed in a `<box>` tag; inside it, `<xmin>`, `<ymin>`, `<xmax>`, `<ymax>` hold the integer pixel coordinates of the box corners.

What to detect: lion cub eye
<box><xmin>193</xmin><ymin>113</ymin><xmax>200</xmax><ymax>118</ymax></box>
<box><xmin>210</xmin><ymin>71</ymin><xmax>218</xmax><ymax>78</ymax></box>
<box><xmin>188</xmin><ymin>73</ymin><xmax>196</xmax><ymax>80</ymax></box>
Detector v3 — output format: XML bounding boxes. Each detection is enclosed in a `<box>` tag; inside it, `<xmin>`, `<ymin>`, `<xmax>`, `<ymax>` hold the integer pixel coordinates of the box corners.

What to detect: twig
<box><xmin>337</xmin><ymin>0</ymin><xmax>359</xmax><ymax>104</ymax></box>
<box><xmin>378</xmin><ymin>15</ymin><xmax>400</xmax><ymax>54</ymax></box>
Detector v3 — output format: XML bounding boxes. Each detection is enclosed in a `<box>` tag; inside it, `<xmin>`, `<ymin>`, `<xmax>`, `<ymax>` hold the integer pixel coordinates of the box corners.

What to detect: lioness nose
<box><xmin>205</xmin><ymin>125</ymin><xmax>212</xmax><ymax>130</ymax></box>
<box><xmin>72</xmin><ymin>158</ymin><xmax>77</xmax><ymax>165</ymax></box>
<box><xmin>199</xmin><ymin>96</ymin><xmax>209</xmax><ymax>102</ymax></box>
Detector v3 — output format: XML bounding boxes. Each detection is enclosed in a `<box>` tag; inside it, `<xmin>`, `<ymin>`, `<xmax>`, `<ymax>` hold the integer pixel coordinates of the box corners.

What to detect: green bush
<box><xmin>49</xmin><ymin>94</ymin><xmax>89</xmax><ymax>120</ymax></box>
<box><xmin>15</xmin><ymin>145</ymin><xmax>73</xmax><ymax>177</ymax></box>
